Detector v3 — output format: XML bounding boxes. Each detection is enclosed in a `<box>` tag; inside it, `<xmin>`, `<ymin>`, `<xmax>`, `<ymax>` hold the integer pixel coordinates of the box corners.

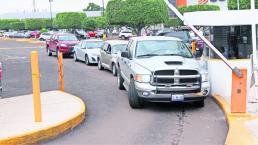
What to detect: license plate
<box><xmin>172</xmin><ymin>94</ymin><xmax>184</xmax><ymax>102</ymax></box>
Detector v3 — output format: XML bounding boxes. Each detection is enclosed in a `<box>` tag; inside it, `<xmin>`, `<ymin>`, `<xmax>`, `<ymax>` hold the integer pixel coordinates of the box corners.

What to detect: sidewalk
<box><xmin>214</xmin><ymin>95</ymin><xmax>258</xmax><ymax>145</ymax></box>
<box><xmin>0</xmin><ymin>90</ymin><xmax>85</xmax><ymax>144</ymax></box>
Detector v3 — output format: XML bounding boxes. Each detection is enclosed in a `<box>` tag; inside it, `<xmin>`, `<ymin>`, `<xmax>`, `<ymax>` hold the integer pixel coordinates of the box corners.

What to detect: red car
<box><xmin>0</xmin><ymin>62</ymin><xmax>2</xmax><ymax>96</ymax></box>
<box><xmin>87</xmin><ymin>31</ymin><xmax>97</xmax><ymax>38</ymax></box>
<box><xmin>46</xmin><ymin>33</ymin><xmax>79</xmax><ymax>56</ymax></box>
<box><xmin>30</xmin><ymin>31</ymin><xmax>41</xmax><ymax>38</ymax></box>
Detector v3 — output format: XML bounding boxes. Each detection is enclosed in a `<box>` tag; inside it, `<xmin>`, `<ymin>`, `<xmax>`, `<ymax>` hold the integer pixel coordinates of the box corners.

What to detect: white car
<box><xmin>39</xmin><ymin>32</ymin><xmax>52</xmax><ymax>41</ymax></box>
<box><xmin>119</xmin><ymin>31</ymin><xmax>133</xmax><ymax>39</ymax></box>
<box><xmin>73</xmin><ymin>39</ymin><xmax>104</xmax><ymax>65</ymax></box>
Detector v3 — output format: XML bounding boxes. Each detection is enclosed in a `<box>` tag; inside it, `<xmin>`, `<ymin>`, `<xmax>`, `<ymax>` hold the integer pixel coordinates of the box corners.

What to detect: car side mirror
<box><xmin>121</xmin><ymin>51</ymin><xmax>129</xmax><ymax>58</ymax></box>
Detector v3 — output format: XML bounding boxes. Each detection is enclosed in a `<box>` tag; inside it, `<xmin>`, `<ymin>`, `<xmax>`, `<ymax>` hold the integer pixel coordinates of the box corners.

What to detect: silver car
<box><xmin>97</xmin><ymin>40</ymin><xmax>128</xmax><ymax>76</ymax></box>
<box><xmin>73</xmin><ymin>39</ymin><xmax>104</xmax><ymax>65</ymax></box>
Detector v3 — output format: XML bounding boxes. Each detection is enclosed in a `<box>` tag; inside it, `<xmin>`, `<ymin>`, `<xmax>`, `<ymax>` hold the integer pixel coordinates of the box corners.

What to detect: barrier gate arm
<box><xmin>164</xmin><ymin>0</ymin><xmax>243</xmax><ymax>78</ymax></box>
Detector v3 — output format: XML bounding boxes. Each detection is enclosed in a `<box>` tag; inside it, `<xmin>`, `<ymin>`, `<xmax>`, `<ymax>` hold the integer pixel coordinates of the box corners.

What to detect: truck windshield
<box><xmin>136</xmin><ymin>40</ymin><xmax>193</xmax><ymax>58</ymax></box>
<box><xmin>86</xmin><ymin>41</ymin><xmax>104</xmax><ymax>49</ymax></box>
<box><xmin>58</xmin><ymin>35</ymin><xmax>78</xmax><ymax>41</ymax></box>
<box><xmin>112</xmin><ymin>44</ymin><xmax>127</xmax><ymax>54</ymax></box>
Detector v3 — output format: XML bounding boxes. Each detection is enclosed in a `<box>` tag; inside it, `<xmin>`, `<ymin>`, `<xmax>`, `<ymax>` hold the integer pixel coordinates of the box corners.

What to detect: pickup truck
<box><xmin>46</xmin><ymin>33</ymin><xmax>79</xmax><ymax>57</ymax></box>
<box><xmin>116</xmin><ymin>36</ymin><xmax>210</xmax><ymax>108</ymax></box>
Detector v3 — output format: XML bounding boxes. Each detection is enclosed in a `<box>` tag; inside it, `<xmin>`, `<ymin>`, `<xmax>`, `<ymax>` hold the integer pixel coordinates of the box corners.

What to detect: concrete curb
<box><xmin>0</xmin><ymin>92</ymin><xmax>86</xmax><ymax>145</ymax></box>
<box><xmin>213</xmin><ymin>95</ymin><xmax>258</xmax><ymax>145</ymax></box>
<box><xmin>29</xmin><ymin>41</ymin><xmax>45</xmax><ymax>44</ymax></box>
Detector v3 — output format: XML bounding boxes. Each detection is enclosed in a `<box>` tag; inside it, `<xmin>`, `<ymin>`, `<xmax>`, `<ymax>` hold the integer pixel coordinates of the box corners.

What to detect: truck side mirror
<box><xmin>121</xmin><ymin>51</ymin><xmax>129</xmax><ymax>58</ymax></box>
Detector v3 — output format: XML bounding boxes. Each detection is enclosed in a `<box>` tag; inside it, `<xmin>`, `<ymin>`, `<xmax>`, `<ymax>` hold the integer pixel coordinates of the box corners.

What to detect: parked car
<box><xmin>73</xmin><ymin>39</ymin><xmax>104</xmax><ymax>65</ymax></box>
<box><xmin>119</xmin><ymin>31</ymin><xmax>133</xmax><ymax>39</ymax></box>
<box><xmin>116</xmin><ymin>36</ymin><xmax>210</xmax><ymax>108</ymax></box>
<box><xmin>0</xmin><ymin>62</ymin><xmax>2</xmax><ymax>96</ymax></box>
<box><xmin>87</xmin><ymin>31</ymin><xmax>97</xmax><ymax>38</ymax></box>
<box><xmin>46</xmin><ymin>33</ymin><xmax>79</xmax><ymax>57</ymax></box>
<box><xmin>3</xmin><ymin>32</ymin><xmax>12</xmax><ymax>37</ymax></box>
<box><xmin>10</xmin><ymin>32</ymin><xmax>25</xmax><ymax>38</ymax></box>
<box><xmin>96</xmin><ymin>30</ymin><xmax>105</xmax><ymax>38</ymax></box>
<box><xmin>75</xmin><ymin>30</ymin><xmax>87</xmax><ymax>39</ymax></box>
<box><xmin>157</xmin><ymin>31</ymin><xmax>192</xmax><ymax>48</ymax></box>
<box><xmin>98</xmin><ymin>40</ymin><xmax>128</xmax><ymax>76</ymax></box>
<box><xmin>39</xmin><ymin>32</ymin><xmax>52</xmax><ymax>41</ymax></box>
<box><xmin>30</xmin><ymin>31</ymin><xmax>41</xmax><ymax>38</ymax></box>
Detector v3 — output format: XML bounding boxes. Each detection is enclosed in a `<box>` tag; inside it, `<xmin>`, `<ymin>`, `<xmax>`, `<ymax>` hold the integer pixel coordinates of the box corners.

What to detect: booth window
<box><xmin>207</xmin><ymin>26</ymin><xmax>252</xmax><ymax>59</ymax></box>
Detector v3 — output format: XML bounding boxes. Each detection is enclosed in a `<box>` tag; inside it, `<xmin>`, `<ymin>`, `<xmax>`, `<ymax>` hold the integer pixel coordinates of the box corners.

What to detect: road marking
<box><xmin>0</xmin><ymin>46</ymin><xmax>44</xmax><ymax>50</ymax></box>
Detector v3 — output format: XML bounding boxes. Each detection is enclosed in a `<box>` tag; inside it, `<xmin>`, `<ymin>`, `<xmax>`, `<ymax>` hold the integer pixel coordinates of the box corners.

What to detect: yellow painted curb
<box><xmin>0</xmin><ymin>92</ymin><xmax>86</xmax><ymax>145</ymax></box>
<box><xmin>29</xmin><ymin>41</ymin><xmax>45</xmax><ymax>44</ymax></box>
<box><xmin>16</xmin><ymin>39</ymin><xmax>33</xmax><ymax>42</ymax></box>
<box><xmin>213</xmin><ymin>95</ymin><xmax>258</xmax><ymax>145</ymax></box>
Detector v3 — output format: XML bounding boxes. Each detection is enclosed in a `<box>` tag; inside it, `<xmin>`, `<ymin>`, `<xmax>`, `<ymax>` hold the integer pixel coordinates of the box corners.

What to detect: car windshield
<box><xmin>136</xmin><ymin>40</ymin><xmax>193</xmax><ymax>58</ymax></box>
<box><xmin>58</xmin><ymin>35</ymin><xmax>78</xmax><ymax>41</ymax></box>
<box><xmin>112</xmin><ymin>44</ymin><xmax>127</xmax><ymax>54</ymax></box>
<box><xmin>86</xmin><ymin>41</ymin><xmax>104</xmax><ymax>49</ymax></box>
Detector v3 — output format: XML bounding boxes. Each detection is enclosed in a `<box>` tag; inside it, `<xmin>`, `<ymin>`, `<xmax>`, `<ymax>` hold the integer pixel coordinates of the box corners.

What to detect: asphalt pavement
<box><xmin>0</xmin><ymin>40</ymin><xmax>228</xmax><ymax>145</ymax></box>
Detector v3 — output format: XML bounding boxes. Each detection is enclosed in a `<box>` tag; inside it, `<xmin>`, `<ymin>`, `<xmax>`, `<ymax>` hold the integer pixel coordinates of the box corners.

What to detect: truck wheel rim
<box><xmin>112</xmin><ymin>65</ymin><xmax>116</xmax><ymax>74</ymax></box>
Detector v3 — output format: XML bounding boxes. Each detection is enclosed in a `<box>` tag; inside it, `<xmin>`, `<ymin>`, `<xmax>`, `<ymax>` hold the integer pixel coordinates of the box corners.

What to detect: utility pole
<box><xmin>49</xmin><ymin>0</ymin><xmax>53</xmax><ymax>29</ymax></box>
<box><xmin>102</xmin><ymin>0</ymin><xmax>105</xmax><ymax>16</ymax></box>
<box><xmin>33</xmin><ymin>0</ymin><xmax>36</xmax><ymax>12</ymax></box>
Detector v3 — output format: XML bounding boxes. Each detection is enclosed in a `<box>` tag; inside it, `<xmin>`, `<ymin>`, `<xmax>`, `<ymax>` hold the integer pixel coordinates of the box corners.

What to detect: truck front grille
<box><xmin>152</xmin><ymin>69</ymin><xmax>201</xmax><ymax>88</ymax></box>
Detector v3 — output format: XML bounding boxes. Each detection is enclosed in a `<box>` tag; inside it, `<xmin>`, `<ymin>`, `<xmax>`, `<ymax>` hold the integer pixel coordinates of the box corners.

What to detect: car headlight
<box><xmin>201</xmin><ymin>73</ymin><xmax>209</xmax><ymax>82</ymax></box>
<box><xmin>60</xmin><ymin>44</ymin><xmax>67</xmax><ymax>47</ymax></box>
<box><xmin>135</xmin><ymin>74</ymin><xmax>151</xmax><ymax>83</ymax></box>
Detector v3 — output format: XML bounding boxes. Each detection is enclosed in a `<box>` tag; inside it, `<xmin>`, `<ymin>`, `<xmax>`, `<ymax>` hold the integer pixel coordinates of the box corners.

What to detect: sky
<box><xmin>0</xmin><ymin>0</ymin><xmax>109</xmax><ymax>14</ymax></box>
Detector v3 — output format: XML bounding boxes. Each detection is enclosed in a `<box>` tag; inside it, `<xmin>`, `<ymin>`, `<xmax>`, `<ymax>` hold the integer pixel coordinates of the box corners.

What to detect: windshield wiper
<box><xmin>159</xmin><ymin>54</ymin><xmax>192</xmax><ymax>58</ymax></box>
<box><xmin>137</xmin><ymin>54</ymin><xmax>159</xmax><ymax>58</ymax></box>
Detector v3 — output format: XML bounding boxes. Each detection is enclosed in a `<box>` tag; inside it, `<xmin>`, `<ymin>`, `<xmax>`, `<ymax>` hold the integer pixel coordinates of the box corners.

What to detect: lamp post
<box><xmin>102</xmin><ymin>0</ymin><xmax>105</xmax><ymax>16</ymax></box>
<box><xmin>49</xmin><ymin>0</ymin><xmax>53</xmax><ymax>29</ymax></box>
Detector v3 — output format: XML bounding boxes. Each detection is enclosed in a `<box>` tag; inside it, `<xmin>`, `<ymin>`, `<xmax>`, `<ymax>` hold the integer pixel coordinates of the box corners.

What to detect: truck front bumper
<box><xmin>135</xmin><ymin>81</ymin><xmax>210</xmax><ymax>103</ymax></box>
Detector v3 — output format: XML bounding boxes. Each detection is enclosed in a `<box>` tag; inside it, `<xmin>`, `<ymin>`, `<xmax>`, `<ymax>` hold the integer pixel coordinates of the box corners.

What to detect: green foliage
<box><xmin>164</xmin><ymin>18</ymin><xmax>183</xmax><ymax>27</ymax></box>
<box><xmin>24</xmin><ymin>19</ymin><xmax>51</xmax><ymax>30</ymax></box>
<box><xmin>83</xmin><ymin>18</ymin><xmax>97</xmax><ymax>30</ymax></box>
<box><xmin>40</xmin><ymin>28</ymin><xmax>48</xmax><ymax>33</ymax></box>
<box><xmin>0</xmin><ymin>19</ymin><xmax>20</xmax><ymax>30</ymax></box>
<box><xmin>106</xmin><ymin>0</ymin><xmax>169</xmax><ymax>35</ymax></box>
<box><xmin>83</xmin><ymin>17</ymin><xmax>108</xmax><ymax>30</ymax></box>
<box><xmin>228</xmin><ymin>0</ymin><xmax>254</xmax><ymax>9</ymax></box>
<box><xmin>165</xmin><ymin>5</ymin><xmax>220</xmax><ymax>27</ymax></box>
<box><xmin>55</xmin><ymin>12</ymin><xmax>86</xmax><ymax>29</ymax></box>
<box><xmin>178</xmin><ymin>4</ymin><xmax>220</xmax><ymax>13</ymax></box>
<box><xmin>83</xmin><ymin>3</ymin><xmax>101</xmax><ymax>11</ymax></box>
<box><xmin>10</xmin><ymin>22</ymin><xmax>25</xmax><ymax>30</ymax></box>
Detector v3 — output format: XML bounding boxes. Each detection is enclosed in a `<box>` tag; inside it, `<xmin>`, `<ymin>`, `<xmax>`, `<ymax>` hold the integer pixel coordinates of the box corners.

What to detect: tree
<box><xmin>55</xmin><ymin>12</ymin><xmax>86</xmax><ymax>30</ymax></box>
<box><xmin>165</xmin><ymin>5</ymin><xmax>220</xmax><ymax>27</ymax></box>
<box><xmin>228</xmin><ymin>0</ymin><xmax>254</xmax><ymax>9</ymax></box>
<box><xmin>10</xmin><ymin>22</ymin><xmax>25</xmax><ymax>30</ymax></box>
<box><xmin>83</xmin><ymin>18</ymin><xmax>97</xmax><ymax>31</ymax></box>
<box><xmin>25</xmin><ymin>19</ymin><xmax>45</xmax><ymax>30</ymax></box>
<box><xmin>0</xmin><ymin>19</ymin><xmax>20</xmax><ymax>30</ymax></box>
<box><xmin>106</xmin><ymin>0</ymin><xmax>169</xmax><ymax>35</ymax></box>
<box><xmin>83</xmin><ymin>3</ymin><xmax>101</xmax><ymax>11</ymax></box>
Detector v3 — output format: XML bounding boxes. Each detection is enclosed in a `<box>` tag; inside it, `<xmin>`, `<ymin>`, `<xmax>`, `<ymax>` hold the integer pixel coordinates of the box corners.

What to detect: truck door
<box><xmin>121</xmin><ymin>40</ymin><xmax>134</xmax><ymax>83</ymax></box>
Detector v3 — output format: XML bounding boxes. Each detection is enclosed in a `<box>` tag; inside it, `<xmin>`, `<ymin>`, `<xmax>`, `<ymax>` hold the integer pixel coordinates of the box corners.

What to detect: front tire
<box><xmin>85</xmin><ymin>55</ymin><xmax>90</xmax><ymax>65</ymax></box>
<box><xmin>73</xmin><ymin>52</ymin><xmax>78</xmax><ymax>62</ymax></box>
<box><xmin>128</xmin><ymin>78</ymin><xmax>144</xmax><ymax>108</ymax></box>
<box><xmin>98</xmin><ymin>59</ymin><xmax>103</xmax><ymax>70</ymax></box>
<box><xmin>112</xmin><ymin>63</ymin><xmax>117</xmax><ymax>76</ymax></box>
<box><xmin>117</xmin><ymin>69</ymin><xmax>125</xmax><ymax>90</ymax></box>
<box><xmin>194</xmin><ymin>100</ymin><xmax>205</xmax><ymax>108</ymax></box>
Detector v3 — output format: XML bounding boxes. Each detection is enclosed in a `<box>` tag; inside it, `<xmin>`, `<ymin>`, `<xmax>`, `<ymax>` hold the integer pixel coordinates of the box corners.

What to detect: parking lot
<box><xmin>0</xmin><ymin>40</ymin><xmax>227</xmax><ymax>145</ymax></box>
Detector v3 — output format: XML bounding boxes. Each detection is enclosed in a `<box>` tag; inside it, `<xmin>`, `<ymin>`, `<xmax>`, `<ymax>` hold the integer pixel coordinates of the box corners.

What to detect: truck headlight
<box><xmin>135</xmin><ymin>74</ymin><xmax>151</xmax><ymax>83</ymax></box>
<box><xmin>201</xmin><ymin>73</ymin><xmax>209</xmax><ymax>82</ymax></box>
<box><xmin>60</xmin><ymin>44</ymin><xmax>67</xmax><ymax>47</ymax></box>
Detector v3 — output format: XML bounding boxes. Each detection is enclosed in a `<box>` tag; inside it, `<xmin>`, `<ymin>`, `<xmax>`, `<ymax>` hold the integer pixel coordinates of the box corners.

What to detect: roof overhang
<box><xmin>184</xmin><ymin>10</ymin><xmax>258</xmax><ymax>26</ymax></box>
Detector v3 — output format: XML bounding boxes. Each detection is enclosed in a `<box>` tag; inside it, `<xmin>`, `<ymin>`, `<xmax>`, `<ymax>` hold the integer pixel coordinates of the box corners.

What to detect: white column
<box><xmin>251</xmin><ymin>0</ymin><xmax>255</xmax><ymax>9</ymax></box>
<box><xmin>252</xmin><ymin>24</ymin><xmax>257</xmax><ymax>69</ymax></box>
